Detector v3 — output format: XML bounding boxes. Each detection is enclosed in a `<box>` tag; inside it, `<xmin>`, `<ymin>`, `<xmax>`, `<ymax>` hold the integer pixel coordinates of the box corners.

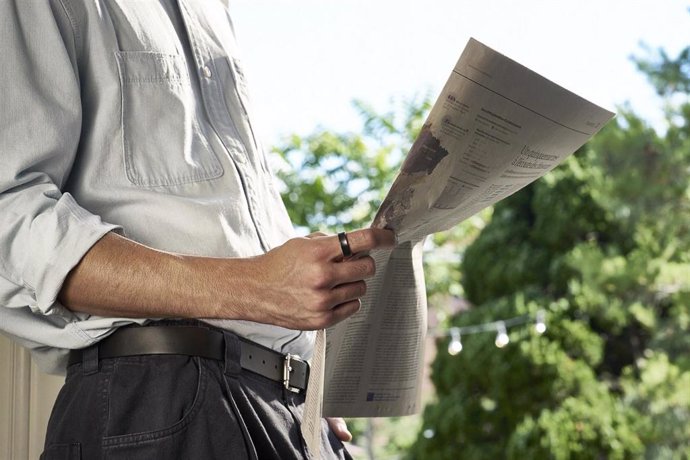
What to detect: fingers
<box><xmin>330</xmin><ymin>255</ymin><xmax>376</xmax><ymax>285</ymax></box>
<box><xmin>326</xmin><ymin>417</ymin><xmax>353</xmax><ymax>442</ymax></box>
<box><xmin>256</xmin><ymin>229</ymin><xmax>392</xmax><ymax>330</ymax></box>
<box><xmin>329</xmin><ymin>299</ymin><xmax>361</xmax><ymax>325</ymax></box>
<box><xmin>330</xmin><ymin>281</ymin><xmax>367</xmax><ymax>305</ymax></box>
<box><xmin>329</xmin><ymin>228</ymin><xmax>396</xmax><ymax>259</ymax></box>
<box><xmin>319</xmin><ymin>282</ymin><xmax>365</xmax><ymax>327</ymax></box>
<box><xmin>299</xmin><ymin>282</ymin><xmax>364</xmax><ymax>330</ymax></box>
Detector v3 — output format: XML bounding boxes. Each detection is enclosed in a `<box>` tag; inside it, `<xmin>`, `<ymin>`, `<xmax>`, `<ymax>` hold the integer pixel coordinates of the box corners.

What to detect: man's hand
<box><xmin>222</xmin><ymin>228</ymin><xmax>395</xmax><ymax>330</ymax></box>
<box><xmin>60</xmin><ymin>228</ymin><xmax>395</xmax><ymax>332</ymax></box>
<box><xmin>326</xmin><ymin>417</ymin><xmax>352</xmax><ymax>442</ymax></box>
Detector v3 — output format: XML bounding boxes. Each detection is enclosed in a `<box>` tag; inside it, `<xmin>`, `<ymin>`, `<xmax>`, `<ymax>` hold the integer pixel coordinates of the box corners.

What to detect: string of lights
<box><xmin>434</xmin><ymin>310</ymin><xmax>547</xmax><ymax>355</ymax></box>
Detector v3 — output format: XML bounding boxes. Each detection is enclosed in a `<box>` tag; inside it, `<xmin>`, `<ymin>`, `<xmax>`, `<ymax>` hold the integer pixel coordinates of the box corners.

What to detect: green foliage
<box><xmin>621</xmin><ymin>352</ymin><xmax>690</xmax><ymax>459</ymax></box>
<box><xmin>274</xmin><ymin>96</ymin><xmax>431</xmax><ymax>231</ymax></box>
<box><xmin>460</xmin><ymin>154</ymin><xmax>629</xmax><ymax>307</ymax></box>
<box><xmin>507</xmin><ymin>394</ymin><xmax>645</xmax><ymax>460</ymax></box>
<box><xmin>409</xmin><ymin>44</ymin><xmax>690</xmax><ymax>459</ymax></box>
<box><xmin>635</xmin><ymin>45</ymin><xmax>690</xmax><ymax>97</ymax></box>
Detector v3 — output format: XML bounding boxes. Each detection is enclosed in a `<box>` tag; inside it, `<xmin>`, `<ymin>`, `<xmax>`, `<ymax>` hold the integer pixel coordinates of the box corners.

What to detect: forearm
<box><xmin>59</xmin><ymin>228</ymin><xmax>394</xmax><ymax>329</ymax></box>
<box><xmin>58</xmin><ymin>232</ymin><xmax>251</xmax><ymax>320</ymax></box>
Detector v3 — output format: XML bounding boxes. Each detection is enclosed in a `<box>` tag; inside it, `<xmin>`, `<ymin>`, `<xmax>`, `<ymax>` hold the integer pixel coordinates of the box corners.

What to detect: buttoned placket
<box><xmin>176</xmin><ymin>0</ymin><xmax>271</xmax><ymax>251</ymax></box>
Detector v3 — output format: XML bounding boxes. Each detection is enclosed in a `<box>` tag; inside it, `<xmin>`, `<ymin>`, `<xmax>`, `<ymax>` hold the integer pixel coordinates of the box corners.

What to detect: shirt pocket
<box><xmin>115</xmin><ymin>51</ymin><xmax>223</xmax><ymax>187</ymax></box>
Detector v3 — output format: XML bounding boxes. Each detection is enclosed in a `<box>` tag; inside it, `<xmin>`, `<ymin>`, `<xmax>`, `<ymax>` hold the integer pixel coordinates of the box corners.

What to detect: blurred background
<box><xmin>232</xmin><ymin>0</ymin><xmax>690</xmax><ymax>458</ymax></box>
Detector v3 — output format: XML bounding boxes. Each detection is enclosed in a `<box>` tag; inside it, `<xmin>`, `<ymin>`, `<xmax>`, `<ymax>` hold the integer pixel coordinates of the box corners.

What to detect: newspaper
<box><xmin>322</xmin><ymin>38</ymin><xmax>615</xmax><ymax>417</ymax></box>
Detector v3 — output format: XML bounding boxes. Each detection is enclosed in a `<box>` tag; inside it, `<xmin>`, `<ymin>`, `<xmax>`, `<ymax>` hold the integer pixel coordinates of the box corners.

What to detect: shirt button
<box><xmin>201</xmin><ymin>65</ymin><xmax>212</xmax><ymax>78</ymax></box>
<box><xmin>235</xmin><ymin>154</ymin><xmax>246</xmax><ymax>164</ymax></box>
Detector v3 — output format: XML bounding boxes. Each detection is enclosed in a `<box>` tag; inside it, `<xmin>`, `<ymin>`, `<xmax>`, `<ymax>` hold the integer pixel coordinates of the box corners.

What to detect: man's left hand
<box><xmin>326</xmin><ymin>417</ymin><xmax>352</xmax><ymax>442</ymax></box>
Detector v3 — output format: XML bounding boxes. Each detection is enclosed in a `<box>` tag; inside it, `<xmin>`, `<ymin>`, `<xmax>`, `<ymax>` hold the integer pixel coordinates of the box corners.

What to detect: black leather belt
<box><xmin>67</xmin><ymin>325</ymin><xmax>309</xmax><ymax>393</ymax></box>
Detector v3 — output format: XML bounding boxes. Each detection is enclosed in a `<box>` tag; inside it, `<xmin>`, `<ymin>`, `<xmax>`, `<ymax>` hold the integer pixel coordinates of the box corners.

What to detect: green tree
<box><xmin>409</xmin><ymin>46</ymin><xmax>690</xmax><ymax>459</ymax></box>
<box><xmin>274</xmin><ymin>97</ymin><xmax>430</xmax><ymax>231</ymax></box>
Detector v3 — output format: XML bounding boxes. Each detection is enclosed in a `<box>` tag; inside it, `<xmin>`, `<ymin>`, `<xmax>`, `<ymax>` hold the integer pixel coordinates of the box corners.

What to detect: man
<box><xmin>0</xmin><ymin>1</ymin><xmax>394</xmax><ymax>458</ymax></box>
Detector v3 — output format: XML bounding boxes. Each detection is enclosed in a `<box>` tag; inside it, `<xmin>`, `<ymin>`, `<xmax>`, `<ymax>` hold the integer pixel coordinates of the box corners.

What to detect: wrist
<box><xmin>184</xmin><ymin>254</ymin><xmax>263</xmax><ymax>322</ymax></box>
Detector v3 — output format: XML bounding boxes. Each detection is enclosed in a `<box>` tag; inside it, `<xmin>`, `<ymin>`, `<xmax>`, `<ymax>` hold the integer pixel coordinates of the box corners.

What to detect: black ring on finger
<box><xmin>338</xmin><ymin>232</ymin><xmax>353</xmax><ymax>258</ymax></box>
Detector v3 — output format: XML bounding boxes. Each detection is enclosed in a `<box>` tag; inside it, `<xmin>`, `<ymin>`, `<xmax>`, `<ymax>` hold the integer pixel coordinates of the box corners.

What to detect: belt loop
<box><xmin>82</xmin><ymin>346</ymin><xmax>99</xmax><ymax>375</ymax></box>
<box><xmin>223</xmin><ymin>331</ymin><xmax>242</xmax><ymax>377</ymax></box>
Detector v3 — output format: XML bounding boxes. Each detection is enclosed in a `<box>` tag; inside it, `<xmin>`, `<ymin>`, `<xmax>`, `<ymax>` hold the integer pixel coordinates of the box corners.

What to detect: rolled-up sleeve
<box><xmin>0</xmin><ymin>2</ymin><xmax>120</xmax><ymax>319</ymax></box>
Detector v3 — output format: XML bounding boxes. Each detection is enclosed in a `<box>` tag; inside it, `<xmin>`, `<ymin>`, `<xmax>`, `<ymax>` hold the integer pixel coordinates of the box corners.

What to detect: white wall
<box><xmin>0</xmin><ymin>334</ymin><xmax>63</xmax><ymax>460</ymax></box>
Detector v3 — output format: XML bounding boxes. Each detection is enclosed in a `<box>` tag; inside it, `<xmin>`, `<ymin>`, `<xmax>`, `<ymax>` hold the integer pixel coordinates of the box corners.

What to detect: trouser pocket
<box><xmin>101</xmin><ymin>355</ymin><xmax>207</xmax><ymax>458</ymax></box>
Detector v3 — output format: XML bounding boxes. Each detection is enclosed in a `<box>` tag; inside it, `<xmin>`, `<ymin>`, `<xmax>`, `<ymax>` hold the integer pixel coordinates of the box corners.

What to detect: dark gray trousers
<box><xmin>41</xmin><ymin>330</ymin><xmax>351</xmax><ymax>459</ymax></box>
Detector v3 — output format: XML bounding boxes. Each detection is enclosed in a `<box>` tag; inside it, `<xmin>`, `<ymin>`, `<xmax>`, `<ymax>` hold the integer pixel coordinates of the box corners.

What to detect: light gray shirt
<box><xmin>0</xmin><ymin>0</ymin><xmax>314</xmax><ymax>374</ymax></box>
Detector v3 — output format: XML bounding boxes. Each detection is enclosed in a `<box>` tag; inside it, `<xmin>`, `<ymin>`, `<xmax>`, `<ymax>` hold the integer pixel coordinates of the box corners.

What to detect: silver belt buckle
<box><xmin>283</xmin><ymin>353</ymin><xmax>303</xmax><ymax>393</ymax></box>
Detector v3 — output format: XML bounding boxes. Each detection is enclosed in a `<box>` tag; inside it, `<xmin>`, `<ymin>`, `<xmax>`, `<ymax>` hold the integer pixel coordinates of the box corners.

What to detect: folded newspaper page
<box><xmin>322</xmin><ymin>38</ymin><xmax>615</xmax><ymax>417</ymax></box>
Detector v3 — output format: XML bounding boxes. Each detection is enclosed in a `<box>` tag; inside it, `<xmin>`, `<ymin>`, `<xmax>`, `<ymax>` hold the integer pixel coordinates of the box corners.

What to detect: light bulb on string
<box><xmin>534</xmin><ymin>310</ymin><xmax>546</xmax><ymax>334</ymax></box>
<box><xmin>448</xmin><ymin>327</ymin><xmax>463</xmax><ymax>355</ymax></box>
<box><xmin>495</xmin><ymin>322</ymin><xmax>509</xmax><ymax>348</ymax></box>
